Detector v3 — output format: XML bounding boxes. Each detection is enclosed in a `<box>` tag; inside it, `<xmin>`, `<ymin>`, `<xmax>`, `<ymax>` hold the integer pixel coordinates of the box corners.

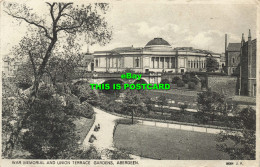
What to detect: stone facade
<box><xmin>225</xmin><ymin>42</ymin><xmax>241</xmax><ymax>75</ymax></box>
<box><xmin>93</xmin><ymin>38</ymin><xmax>221</xmax><ymax>73</ymax></box>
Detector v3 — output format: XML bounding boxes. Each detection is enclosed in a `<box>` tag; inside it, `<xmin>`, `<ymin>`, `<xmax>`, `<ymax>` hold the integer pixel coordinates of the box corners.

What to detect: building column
<box><xmin>169</xmin><ymin>57</ymin><xmax>172</xmax><ymax>68</ymax></box>
<box><xmin>157</xmin><ymin>57</ymin><xmax>159</xmax><ymax>68</ymax></box>
<box><xmin>163</xmin><ymin>57</ymin><xmax>165</xmax><ymax>69</ymax></box>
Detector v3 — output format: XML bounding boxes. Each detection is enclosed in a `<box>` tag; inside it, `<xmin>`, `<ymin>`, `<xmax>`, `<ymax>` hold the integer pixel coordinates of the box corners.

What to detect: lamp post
<box><xmin>128</xmin><ymin>104</ymin><xmax>138</xmax><ymax>124</ymax></box>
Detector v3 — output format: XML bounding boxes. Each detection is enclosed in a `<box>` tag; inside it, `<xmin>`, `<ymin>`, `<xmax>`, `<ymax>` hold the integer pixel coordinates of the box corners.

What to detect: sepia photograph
<box><xmin>0</xmin><ymin>0</ymin><xmax>259</xmax><ymax>166</ymax></box>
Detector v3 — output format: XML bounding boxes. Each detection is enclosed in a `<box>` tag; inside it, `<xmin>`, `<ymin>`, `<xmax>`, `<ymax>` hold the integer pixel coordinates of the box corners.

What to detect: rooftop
<box><xmin>145</xmin><ymin>38</ymin><xmax>171</xmax><ymax>47</ymax></box>
<box><xmin>227</xmin><ymin>43</ymin><xmax>241</xmax><ymax>52</ymax></box>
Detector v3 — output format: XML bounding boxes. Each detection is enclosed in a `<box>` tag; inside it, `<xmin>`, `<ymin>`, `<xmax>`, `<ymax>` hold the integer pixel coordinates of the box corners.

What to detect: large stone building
<box><xmin>93</xmin><ymin>38</ymin><xmax>221</xmax><ymax>73</ymax></box>
<box><xmin>238</xmin><ymin>30</ymin><xmax>257</xmax><ymax>97</ymax></box>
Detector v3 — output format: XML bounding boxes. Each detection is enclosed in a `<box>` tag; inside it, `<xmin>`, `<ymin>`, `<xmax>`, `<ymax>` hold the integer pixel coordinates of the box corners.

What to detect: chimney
<box><xmin>248</xmin><ymin>29</ymin><xmax>251</xmax><ymax>42</ymax></box>
<box><xmin>225</xmin><ymin>34</ymin><xmax>227</xmax><ymax>52</ymax></box>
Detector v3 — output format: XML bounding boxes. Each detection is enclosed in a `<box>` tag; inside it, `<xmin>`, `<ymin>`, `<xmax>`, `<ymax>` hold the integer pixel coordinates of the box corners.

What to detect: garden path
<box><xmin>82</xmin><ymin>107</ymin><xmax>152</xmax><ymax>160</ymax></box>
<box><xmin>83</xmin><ymin>107</ymin><xmax>119</xmax><ymax>152</ymax></box>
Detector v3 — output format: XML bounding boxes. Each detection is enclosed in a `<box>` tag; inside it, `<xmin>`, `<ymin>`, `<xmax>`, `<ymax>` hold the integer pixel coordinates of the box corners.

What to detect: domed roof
<box><xmin>145</xmin><ymin>38</ymin><xmax>171</xmax><ymax>47</ymax></box>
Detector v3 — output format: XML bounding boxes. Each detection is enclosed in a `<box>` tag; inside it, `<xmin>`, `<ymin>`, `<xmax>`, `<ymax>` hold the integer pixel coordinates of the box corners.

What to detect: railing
<box><xmin>93</xmin><ymin>106</ymin><xmax>241</xmax><ymax>134</ymax></box>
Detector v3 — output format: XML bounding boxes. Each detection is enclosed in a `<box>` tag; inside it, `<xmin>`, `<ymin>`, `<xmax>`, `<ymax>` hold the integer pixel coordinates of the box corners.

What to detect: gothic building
<box><xmin>238</xmin><ymin>30</ymin><xmax>257</xmax><ymax>97</ymax></box>
<box><xmin>93</xmin><ymin>38</ymin><xmax>221</xmax><ymax>73</ymax></box>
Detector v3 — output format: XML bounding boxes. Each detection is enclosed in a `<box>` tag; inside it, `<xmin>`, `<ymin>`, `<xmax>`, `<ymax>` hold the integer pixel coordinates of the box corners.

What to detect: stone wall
<box><xmin>207</xmin><ymin>75</ymin><xmax>237</xmax><ymax>96</ymax></box>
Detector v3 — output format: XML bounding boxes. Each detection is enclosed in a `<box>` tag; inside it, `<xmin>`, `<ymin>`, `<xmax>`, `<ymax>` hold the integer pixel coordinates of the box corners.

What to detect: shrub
<box><xmin>115</xmin><ymin>118</ymin><xmax>139</xmax><ymax>125</ymax></box>
<box><xmin>73</xmin><ymin>102</ymin><xmax>94</xmax><ymax>119</ymax></box>
<box><xmin>172</xmin><ymin>76</ymin><xmax>181</xmax><ymax>84</ymax></box>
<box><xmin>188</xmin><ymin>82</ymin><xmax>196</xmax><ymax>90</ymax></box>
<box><xmin>182</xmin><ymin>73</ymin><xmax>190</xmax><ymax>83</ymax></box>
<box><xmin>38</xmin><ymin>84</ymin><xmax>56</xmax><ymax>99</ymax></box>
<box><xmin>71</xmin><ymin>83</ymin><xmax>98</xmax><ymax>103</ymax></box>
<box><xmin>190</xmin><ymin>77</ymin><xmax>199</xmax><ymax>85</ymax></box>
<box><xmin>176</xmin><ymin>80</ymin><xmax>185</xmax><ymax>87</ymax></box>
<box><xmin>179</xmin><ymin>104</ymin><xmax>188</xmax><ymax>112</ymax></box>
<box><xmin>17</xmin><ymin>82</ymin><xmax>32</xmax><ymax>90</ymax></box>
<box><xmin>22</xmin><ymin>96</ymin><xmax>79</xmax><ymax>159</ymax></box>
<box><xmin>160</xmin><ymin>79</ymin><xmax>170</xmax><ymax>84</ymax></box>
<box><xmin>109</xmin><ymin>149</ymin><xmax>132</xmax><ymax>160</ymax></box>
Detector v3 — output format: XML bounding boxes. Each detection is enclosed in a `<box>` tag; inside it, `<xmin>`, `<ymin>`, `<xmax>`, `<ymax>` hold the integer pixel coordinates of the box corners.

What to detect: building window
<box><xmin>95</xmin><ymin>59</ymin><xmax>98</xmax><ymax>67</ymax></box>
<box><xmin>135</xmin><ymin>57</ymin><xmax>140</xmax><ymax>68</ymax></box>
<box><xmin>232</xmin><ymin>68</ymin><xmax>235</xmax><ymax>73</ymax></box>
<box><xmin>156</xmin><ymin>57</ymin><xmax>159</xmax><ymax>68</ymax></box>
<box><xmin>171</xmin><ymin>57</ymin><xmax>175</xmax><ymax>68</ymax></box>
<box><xmin>119</xmin><ymin>57</ymin><xmax>124</xmax><ymax>68</ymax></box>
<box><xmin>165</xmin><ymin>57</ymin><xmax>170</xmax><ymax>68</ymax></box>
<box><xmin>113</xmin><ymin>57</ymin><xmax>117</xmax><ymax>68</ymax></box>
<box><xmin>160</xmin><ymin>57</ymin><xmax>164</xmax><ymax>68</ymax></box>
<box><xmin>232</xmin><ymin>58</ymin><xmax>235</xmax><ymax>64</ymax></box>
<box><xmin>152</xmin><ymin>57</ymin><xmax>154</xmax><ymax>68</ymax></box>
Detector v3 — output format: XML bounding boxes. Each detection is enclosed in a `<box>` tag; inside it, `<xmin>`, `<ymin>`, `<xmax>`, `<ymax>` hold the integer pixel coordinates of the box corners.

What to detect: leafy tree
<box><xmin>4</xmin><ymin>2</ymin><xmax>112</xmax><ymax>97</ymax></box>
<box><xmin>14</xmin><ymin>62</ymin><xmax>34</xmax><ymax>90</ymax></box>
<box><xmin>157</xmin><ymin>95</ymin><xmax>168</xmax><ymax>116</ymax></box>
<box><xmin>2</xmin><ymin>80</ymin><xmax>28</xmax><ymax>158</ymax></box>
<box><xmin>22</xmin><ymin>97</ymin><xmax>78</xmax><ymax>158</ymax></box>
<box><xmin>216</xmin><ymin>107</ymin><xmax>256</xmax><ymax>160</ymax></box>
<box><xmin>71</xmin><ymin>81</ymin><xmax>98</xmax><ymax>104</ymax></box>
<box><xmin>20</xmin><ymin>84</ymin><xmax>94</xmax><ymax>158</ymax></box>
<box><xmin>122</xmin><ymin>90</ymin><xmax>147</xmax><ymax>124</ymax></box>
<box><xmin>196</xmin><ymin>90</ymin><xmax>226</xmax><ymax>124</ymax></box>
<box><xmin>142</xmin><ymin>96</ymin><xmax>153</xmax><ymax>113</ymax></box>
<box><xmin>206</xmin><ymin>57</ymin><xmax>219</xmax><ymax>72</ymax></box>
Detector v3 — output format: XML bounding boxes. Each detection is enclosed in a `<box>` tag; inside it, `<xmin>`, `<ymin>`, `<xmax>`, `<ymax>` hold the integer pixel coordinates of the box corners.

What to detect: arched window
<box><xmin>232</xmin><ymin>58</ymin><xmax>235</xmax><ymax>64</ymax></box>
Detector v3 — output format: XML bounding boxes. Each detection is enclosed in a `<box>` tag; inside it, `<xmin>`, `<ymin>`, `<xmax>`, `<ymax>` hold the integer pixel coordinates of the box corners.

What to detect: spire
<box><xmin>241</xmin><ymin>33</ymin><xmax>245</xmax><ymax>46</ymax></box>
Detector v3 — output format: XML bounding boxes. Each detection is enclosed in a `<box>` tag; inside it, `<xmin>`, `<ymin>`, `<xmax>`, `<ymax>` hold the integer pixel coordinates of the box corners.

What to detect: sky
<box><xmin>0</xmin><ymin>1</ymin><xmax>257</xmax><ymax>56</ymax></box>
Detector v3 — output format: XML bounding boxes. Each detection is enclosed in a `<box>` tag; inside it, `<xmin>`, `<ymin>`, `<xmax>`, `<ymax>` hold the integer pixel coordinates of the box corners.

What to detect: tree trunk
<box><xmin>32</xmin><ymin>38</ymin><xmax>57</xmax><ymax>97</ymax></box>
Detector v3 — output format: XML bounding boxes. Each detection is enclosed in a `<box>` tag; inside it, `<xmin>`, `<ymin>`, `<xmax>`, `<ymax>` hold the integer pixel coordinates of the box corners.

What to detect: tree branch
<box><xmin>46</xmin><ymin>2</ymin><xmax>55</xmax><ymax>22</ymax></box>
<box><xmin>57</xmin><ymin>20</ymin><xmax>84</xmax><ymax>32</ymax></box>
<box><xmin>4</xmin><ymin>10</ymin><xmax>52</xmax><ymax>40</ymax></box>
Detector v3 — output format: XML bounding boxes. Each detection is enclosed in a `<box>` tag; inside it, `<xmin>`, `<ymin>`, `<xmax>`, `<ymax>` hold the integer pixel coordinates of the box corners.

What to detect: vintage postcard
<box><xmin>0</xmin><ymin>0</ymin><xmax>259</xmax><ymax>166</ymax></box>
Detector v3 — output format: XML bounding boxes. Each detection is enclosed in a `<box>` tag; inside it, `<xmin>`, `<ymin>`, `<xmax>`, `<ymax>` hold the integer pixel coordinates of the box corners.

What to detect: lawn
<box><xmin>145</xmin><ymin>90</ymin><xmax>198</xmax><ymax>107</ymax></box>
<box><xmin>74</xmin><ymin>116</ymin><xmax>95</xmax><ymax>144</ymax></box>
<box><xmin>113</xmin><ymin>124</ymin><xmax>230</xmax><ymax>160</ymax></box>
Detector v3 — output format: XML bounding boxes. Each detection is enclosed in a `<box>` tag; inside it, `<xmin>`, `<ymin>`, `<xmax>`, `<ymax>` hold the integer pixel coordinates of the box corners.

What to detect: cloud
<box><xmin>133</xmin><ymin>22</ymin><xmax>180</xmax><ymax>38</ymax></box>
<box><xmin>183</xmin><ymin>30</ymin><xmax>229</xmax><ymax>51</ymax></box>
